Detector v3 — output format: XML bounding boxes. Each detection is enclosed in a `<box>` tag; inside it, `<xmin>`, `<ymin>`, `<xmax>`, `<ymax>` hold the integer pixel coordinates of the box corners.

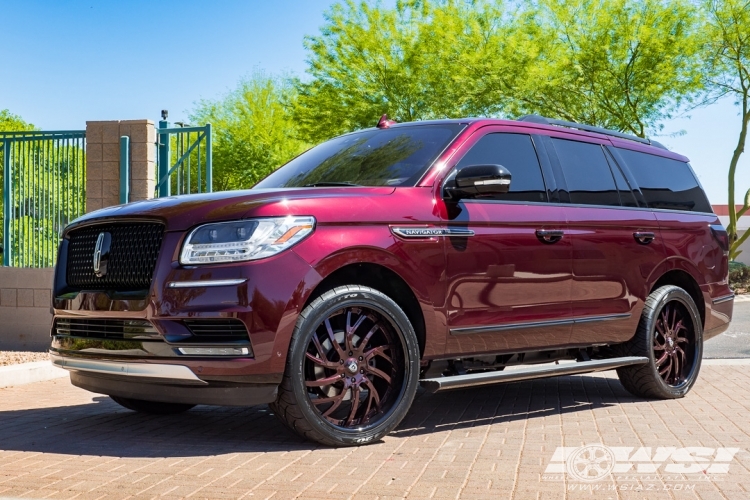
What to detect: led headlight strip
<box><xmin>180</xmin><ymin>216</ymin><xmax>315</xmax><ymax>265</ymax></box>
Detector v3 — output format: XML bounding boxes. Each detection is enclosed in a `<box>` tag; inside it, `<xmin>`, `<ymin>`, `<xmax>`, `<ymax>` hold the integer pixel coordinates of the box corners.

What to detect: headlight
<box><xmin>180</xmin><ymin>216</ymin><xmax>315</xmax><ymax>265</ymax></box>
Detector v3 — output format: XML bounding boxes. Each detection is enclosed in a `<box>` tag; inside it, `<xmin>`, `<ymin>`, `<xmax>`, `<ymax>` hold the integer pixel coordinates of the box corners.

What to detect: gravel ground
<box><xmin>0</xmin><ymin>351</ymin><xmax>49</xmax><ymax>367</ymax></box>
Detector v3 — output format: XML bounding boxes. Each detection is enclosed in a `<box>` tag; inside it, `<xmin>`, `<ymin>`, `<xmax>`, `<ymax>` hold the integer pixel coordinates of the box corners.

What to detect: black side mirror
<box><xmin>444</xmin><ymin>164</ymin><xmax>512</xmax><ymax>200</ymax></box>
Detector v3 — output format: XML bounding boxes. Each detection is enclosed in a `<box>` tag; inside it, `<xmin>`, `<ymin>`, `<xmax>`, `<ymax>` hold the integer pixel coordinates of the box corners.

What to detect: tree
<box><xmin>704</xmin><ymin>0</ymin><xmax>750</xmax><ymax>259</ymax></box>
<box><xmin>294</xmin><ymin>0</ymin><xmax>514</xmax><ymax>143</ymax></box>
<box><xmin>1</xmin><ymin>138</ymin><xmax>85</xmax><ymax>267</ymax></box>
<box><xmin>0</xmin><ymin>109</ymin><xmax>36</xmax><ymax>264</ymax></box>
<box><xmin>0</xmin><ymin>109</ymin><xmax>34</xmax><ymax>132</ymax></box>
<box><xmin>472</xmin><ymin>0</ymin><xmax>707</xmax><ymax>137</ymax></box>
<box><xmin>190</xmin><ymin>72</ymin><xmax>308</xmax><ymax>191</ymax></box>
<box><xmin>295</xmin><ymin>0</ymin><xmax>707</xmax><ymax>142</ymax></box>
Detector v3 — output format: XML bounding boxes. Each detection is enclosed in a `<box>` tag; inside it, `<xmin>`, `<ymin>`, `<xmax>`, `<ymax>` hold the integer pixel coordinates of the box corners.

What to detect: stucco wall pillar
<box><xmin>85</xmin><ymin>120</ymin><xmax>156</xmax><ymax>213</ymax></box>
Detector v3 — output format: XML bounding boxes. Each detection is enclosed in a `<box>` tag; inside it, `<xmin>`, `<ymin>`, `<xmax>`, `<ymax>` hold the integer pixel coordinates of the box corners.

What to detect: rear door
<box><xmin>546</xmin><ymin>136</ymin><xmax>666</xmax><ymax>345</ymax></box>
<box><xmin>441</xmin><ymin>128</ymin><xmax>573</xmax><ymax>356</ymax></box>
<box><xmin>611</xmin><ymin>147</ymin><xmax>727</xmax><ymax>323</ymax></box>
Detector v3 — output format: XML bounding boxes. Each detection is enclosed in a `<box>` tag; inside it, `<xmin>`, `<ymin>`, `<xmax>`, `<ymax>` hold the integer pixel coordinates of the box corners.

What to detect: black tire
<box><xmin>270</xmin><ymin>285</ymin><xmax>420</xmax><ymax>446</ymax></box>
<box><xmin>615</xmin><ymin>285</ymin><xmax>703</xmax><ymax>399</ymax></box>
<box><xmin>110</xmin><ymin>396</ymin><xmax>195</xmax><ymax>415</ymax></box>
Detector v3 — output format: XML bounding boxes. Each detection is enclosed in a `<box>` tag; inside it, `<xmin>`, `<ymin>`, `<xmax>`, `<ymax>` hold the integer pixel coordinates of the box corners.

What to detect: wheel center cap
<box><xmin>346</xmin><ymin>359</ymin><xmax>358</xmax><ymax>374</ymax></box>
<box><xmin>667</xmin><ymin>337</ymin><xmax>674</xmax><ymax>347</ymax></box>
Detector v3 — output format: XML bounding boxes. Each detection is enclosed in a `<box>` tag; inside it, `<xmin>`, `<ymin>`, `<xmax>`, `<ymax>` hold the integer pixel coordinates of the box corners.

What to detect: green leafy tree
<box><xmin>500</xmin><ymin>0</ymin><xmax>707</xmax><ymax>137</ymax></box>
<box><xmin>294</xmin><ymin>0</ymin><xmax>512</xmax><ymax>143</ymax></box>
<box><xmin>0</xmin><ymin>109</ymin><xmax>37</xmax><ymax>265</ymax></box>
<box><xmin>0</xmin><ymin>109</ymin><xmax>35</xmax><ymax>132</ymax></box>
<box><xmin>3</xmin><ymin>140</ymin><xmax>86</xmax><ymax>267</ymax></box>
<box><xmin>190</xmin><ymin>72</ymin><xmax>308</xmax><ymax>191</ymax></box>
<box><xmin>704</xmin><ymin>0</ymin><xmax>750</xmax><ymax>259</ymax></box>
<box><xmin>295</xmin><ymin>0</ymin><xmax>706</xmax><ymax>142</ymax></box>
<box><xmin>0</xmin><ymin>110</ymin><xmax>85</xmax><ymax>267</ymax></box>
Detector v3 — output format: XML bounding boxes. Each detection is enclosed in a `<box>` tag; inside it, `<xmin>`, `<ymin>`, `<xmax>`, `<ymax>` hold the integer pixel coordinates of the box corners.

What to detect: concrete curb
<box><xmin>0</xmin><ymin>360</ymin><xmax>67</xmax><ymax>389</ymax></box>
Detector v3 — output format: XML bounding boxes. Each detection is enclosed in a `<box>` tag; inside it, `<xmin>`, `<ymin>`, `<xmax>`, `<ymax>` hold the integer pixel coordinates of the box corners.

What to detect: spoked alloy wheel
<box><xmin>271</xmin><ymin>285</ymin><xmax>420</xmax><ymax>446</ymax></box>
<box><xmin>305</xmin><ymin>306</ymin><xmax>403</xmax><ymax>429</ymax></box>
<box><xmin>615</xmin><ymin>285</ymin><xmax>703</xmax><ymax>399</ymax></box>
<box><xmin>653</xmin><ymin>300</ymin><xmax>696</xmax><ymax>386</ymax></box>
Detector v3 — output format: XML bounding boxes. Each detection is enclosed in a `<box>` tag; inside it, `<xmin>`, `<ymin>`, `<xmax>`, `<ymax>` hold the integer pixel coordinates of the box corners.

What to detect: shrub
<box><xmin>729</xmin><ymin>261</ymin><xmax>750</xmax><ymax>290</ymax></box>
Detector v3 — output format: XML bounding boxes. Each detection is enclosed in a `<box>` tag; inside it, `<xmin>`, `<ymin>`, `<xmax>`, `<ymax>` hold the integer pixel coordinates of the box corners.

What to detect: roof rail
<box><xmin>517</xmin><ymin>114</ymin><xmax>668</xmax><ymax>150</ymax></box>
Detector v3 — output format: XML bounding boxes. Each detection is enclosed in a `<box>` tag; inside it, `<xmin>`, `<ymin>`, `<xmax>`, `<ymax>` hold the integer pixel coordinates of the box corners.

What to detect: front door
<box><xmin>441</xmin><ymin>130</ymin><xmax>573</xmax><ymax>357</ymax></box>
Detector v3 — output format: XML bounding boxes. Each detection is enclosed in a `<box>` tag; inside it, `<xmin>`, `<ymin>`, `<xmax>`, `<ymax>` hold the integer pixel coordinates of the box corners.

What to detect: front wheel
<box><xmin>615</xmin><ymin>285</ymin><xmax>703</xmax><ymax>399</ymax></box>
<box><xmin>270</xmin><ymin>285</ymin><xmax>420</xmax><ymax>446</ymax></box>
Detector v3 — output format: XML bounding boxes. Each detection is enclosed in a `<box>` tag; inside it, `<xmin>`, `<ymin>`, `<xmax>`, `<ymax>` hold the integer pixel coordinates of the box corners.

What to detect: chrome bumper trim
<box><xmin>167</xmin><ymin>278</ymin><xmax>247</xmax><ymax>288</ymax></box>
<box><xmin>50</xmin><ymin>354</ymin><xmax>205</xmax><ymax>384</ymax></box>
<box><xmin>712</xmin><ymin>293</ymin><xmax>735</xmax><ymax>305</ymax></box>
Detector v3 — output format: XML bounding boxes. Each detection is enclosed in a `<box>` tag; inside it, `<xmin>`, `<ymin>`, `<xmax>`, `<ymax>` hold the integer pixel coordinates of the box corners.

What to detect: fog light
<box><xmin>177</xmin><ymin>347</ymin><xmax>250</xmax><ymax>356</ymax></box>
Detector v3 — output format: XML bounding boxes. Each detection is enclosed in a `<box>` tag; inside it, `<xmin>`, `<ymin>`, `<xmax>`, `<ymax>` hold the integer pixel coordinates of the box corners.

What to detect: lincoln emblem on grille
<box><xmin>93</xmin><ymin>232</ymin><xmax>112</xmax><ymax>278</ymax></box>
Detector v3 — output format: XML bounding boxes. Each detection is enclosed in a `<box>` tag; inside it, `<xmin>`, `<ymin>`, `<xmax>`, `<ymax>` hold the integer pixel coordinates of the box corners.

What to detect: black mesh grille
<box><xmin>55</xmin><ymin>318</ymin><xmax>161</xmax><ymax>340</ymax></box>
<box><xmin>66</xmin><ymin>223</ymin><xmax>164</xmax><ymax>291</ymax></box>
<box><xmin>183</xmin><ymin>319</ymin><xmax>250</xmax><ymax>343</ymax></box>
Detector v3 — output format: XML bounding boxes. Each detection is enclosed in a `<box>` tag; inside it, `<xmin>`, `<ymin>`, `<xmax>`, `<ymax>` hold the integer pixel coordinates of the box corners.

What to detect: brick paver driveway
<box><xmin>2</xmin><ymin>361</ymin><xmax>750</xmax><ymax>499</ymax></box>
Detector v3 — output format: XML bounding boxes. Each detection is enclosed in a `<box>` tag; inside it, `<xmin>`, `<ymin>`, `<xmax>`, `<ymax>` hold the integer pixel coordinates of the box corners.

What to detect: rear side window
<box><xmin>551</xmin><ymin>139</ymin><xmax>620</xmax><ymax>206</ymax></box>
<box><xmin>615</xmin><ymin>148</ymin><xmax>712</xmax><ymax>213</ymax></box>
<box><xmin>456</xmin><ymin>133</ymin><xmax>547</xmax><ymax>202</ymax></box>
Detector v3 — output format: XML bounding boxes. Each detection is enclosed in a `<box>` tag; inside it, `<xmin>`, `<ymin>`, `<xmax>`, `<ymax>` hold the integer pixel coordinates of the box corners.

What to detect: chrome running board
<box><xmin>420</xmin><ymin>356</ymin><xmax>648</xmax><ymax>393</ymax></box>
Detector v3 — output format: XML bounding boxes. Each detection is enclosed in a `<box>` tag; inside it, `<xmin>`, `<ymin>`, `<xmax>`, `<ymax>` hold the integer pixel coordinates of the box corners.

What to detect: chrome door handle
<box><xmin>633</xmin><ymin>232</ymin><xmax>655</xmax><ymax>245</ymax></box>
<box><xmin>536</xmin><ymin>229</ymin><xmax>564</xmax><ymax>244</ymax></box>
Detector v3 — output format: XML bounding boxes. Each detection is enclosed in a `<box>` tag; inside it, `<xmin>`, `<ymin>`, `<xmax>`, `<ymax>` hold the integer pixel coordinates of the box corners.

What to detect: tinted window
<box><xmin>456</xmin><ymin>133</ymin><xmax>547</xmax><ymax>202</ymax></box>
<box><xmin>615</xmin><ymin>148</ymin><xmax>712</xmax><ymax>213</ymax></box>
<box><xmin>606</xmin><ymin>152</ymin><xmax>638</xmax><ymax>207</ymax></box>
<box><xmin>255</xmin><ymin>124</ymin><xmax>464</xmax><ymax>188</ymax></box>
<box><xmin>552</xmin><ymin>139</ymin><xmax>620</xmax><ymax>206</ymax></box>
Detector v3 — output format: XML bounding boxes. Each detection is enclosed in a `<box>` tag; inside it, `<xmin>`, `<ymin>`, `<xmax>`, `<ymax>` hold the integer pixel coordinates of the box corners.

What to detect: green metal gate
<box><xmin>156</xmin><ymin>119</ymin><xmax>212</xmax><ymax>197</ymax></box>
<box><xmin>1</xmin><ymin>131</ymin><xmax>86</xmax><ymax>267</ymax></box>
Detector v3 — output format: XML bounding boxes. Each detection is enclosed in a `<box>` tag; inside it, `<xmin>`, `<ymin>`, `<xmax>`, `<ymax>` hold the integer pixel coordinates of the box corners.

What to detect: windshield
<box><xmin>254</xmin><ymin>124</ymin><xmax>465</xmax><ymax>188</ymax></box>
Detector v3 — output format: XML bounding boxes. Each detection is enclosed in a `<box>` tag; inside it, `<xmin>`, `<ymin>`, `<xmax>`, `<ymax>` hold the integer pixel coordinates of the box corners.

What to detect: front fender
<box><xmin>291</xmin><ymin>224</ymin><xmax>448</xmax><ymax>359</ymax></box>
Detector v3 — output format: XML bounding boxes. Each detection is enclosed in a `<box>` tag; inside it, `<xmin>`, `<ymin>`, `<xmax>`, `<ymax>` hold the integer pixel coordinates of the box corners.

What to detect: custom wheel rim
<box><xmin>304</xmin><ymin>306</ymin><xmax>405</xmax><ymax>430</ymax></box>
<box><xmin>653</xmin><ymin>300</ymin><xmax>696</xmax><ymax>386</ymax></box>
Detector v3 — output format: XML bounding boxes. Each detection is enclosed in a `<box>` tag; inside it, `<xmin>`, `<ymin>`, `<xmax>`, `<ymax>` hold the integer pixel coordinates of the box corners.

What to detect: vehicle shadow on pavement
<box><xmin>0</xmin><ymin>375</ymin><xmax>636</xmax><ymax>457</ymax></box>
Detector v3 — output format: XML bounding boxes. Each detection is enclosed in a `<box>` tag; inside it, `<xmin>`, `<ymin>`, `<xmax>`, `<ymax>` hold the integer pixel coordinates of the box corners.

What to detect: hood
<box><xmin>67</xmin><ymin>187</ymin><xmax>397</xmax><ymax>232</ymax></box>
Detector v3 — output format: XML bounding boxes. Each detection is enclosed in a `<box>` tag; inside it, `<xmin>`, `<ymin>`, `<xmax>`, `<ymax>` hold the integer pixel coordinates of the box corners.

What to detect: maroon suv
<box><xmin>50</xmin><ymin>115</ymin><xmax>733</xmax><ymax>446</ymax></box>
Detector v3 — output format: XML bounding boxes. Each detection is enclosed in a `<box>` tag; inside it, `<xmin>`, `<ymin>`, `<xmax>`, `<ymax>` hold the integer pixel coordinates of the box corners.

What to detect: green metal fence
<box><xmin>156</xmin><ymin>121</ymin><xmax>212</xmax><ymax>197</ymax></box>
<box><xmin>1</xmin><ymin>131</ymin><xmax>86</xmax><ymax>267</ymax></box>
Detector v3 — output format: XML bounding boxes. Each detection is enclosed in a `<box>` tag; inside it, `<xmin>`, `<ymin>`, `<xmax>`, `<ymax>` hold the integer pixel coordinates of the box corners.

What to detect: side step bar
<box><xmin>420</xmin><ymin>356</ymin><xmax>648</xmax><ymax>393</ymax></box>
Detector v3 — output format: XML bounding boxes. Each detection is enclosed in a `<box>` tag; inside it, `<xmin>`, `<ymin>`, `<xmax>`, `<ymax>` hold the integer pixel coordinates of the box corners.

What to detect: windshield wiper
<box><xmin>302</xmin><ymin>182</ymin><xmax>362</xmax><ymax>187</ymax></box>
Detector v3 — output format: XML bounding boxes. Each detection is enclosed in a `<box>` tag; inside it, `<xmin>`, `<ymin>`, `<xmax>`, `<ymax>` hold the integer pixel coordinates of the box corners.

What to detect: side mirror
<box><xmin>444</xmin><ymin>164</ymin><xmax>512</xmax><ymax>200</ymax></box>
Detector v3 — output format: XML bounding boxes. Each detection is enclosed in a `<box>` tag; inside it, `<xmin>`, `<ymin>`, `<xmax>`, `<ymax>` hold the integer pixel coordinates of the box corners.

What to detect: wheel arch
<box><xmin>303</xmin><ymin>260</ymin><xmax>428</xmax><ymax>357</ymax></box>
<box><xmin>649</xmin><ymin>268</ymin><xmax>706</xmax><ymax>329</ymax></box>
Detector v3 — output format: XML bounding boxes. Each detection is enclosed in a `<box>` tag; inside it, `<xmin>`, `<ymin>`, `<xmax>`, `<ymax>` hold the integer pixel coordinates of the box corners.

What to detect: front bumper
<box><xmin>52</xmin><ymin>353</ymin><xmax>278</xmax><ymax>406</ymax></box>
<box><xmin>51</xmin><ymin>226</ymin><xmax>323</xmax><ymax>381</ymax></box>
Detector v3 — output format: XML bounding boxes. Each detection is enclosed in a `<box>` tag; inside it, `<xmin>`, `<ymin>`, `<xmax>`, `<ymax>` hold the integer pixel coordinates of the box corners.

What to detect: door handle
<box><xmin>633</xmin><ymin>231</ymin><xmax>655</xmax><ymax>245</ymax></box>
<box><xmin>536</xmin><ymin>229</ymin><xmax>564</xmax><ymax>244</ymax></box>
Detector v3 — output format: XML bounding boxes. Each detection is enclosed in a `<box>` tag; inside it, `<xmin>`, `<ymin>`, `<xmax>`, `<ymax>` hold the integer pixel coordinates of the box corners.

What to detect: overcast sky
<box><xmin>0</xmin><ymin>0</ymin><xmax>746</xmax><ymax>205</ymax></box>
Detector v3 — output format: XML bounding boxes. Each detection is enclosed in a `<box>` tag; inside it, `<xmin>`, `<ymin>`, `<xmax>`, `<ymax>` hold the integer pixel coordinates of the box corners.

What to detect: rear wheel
<box><xmin>110</xmin><ymin>396</ymin><xmax>195</xmax><ymax>415</ymax></box>
<box><xmin>270</xmin><ymin>285</ymin><xmax>420</xmax><ymax>446</ymax></box>
<box><xmin>615</xmin><ymin>285</ymin><xmax>703</xmax><ymax>399</ymax></box>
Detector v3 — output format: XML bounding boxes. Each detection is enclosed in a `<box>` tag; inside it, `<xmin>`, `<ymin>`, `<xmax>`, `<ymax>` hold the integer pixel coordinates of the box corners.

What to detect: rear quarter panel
<box><xmin>653</xmin><ymin>210</ymin><xmax>732</xmax><ymax>333</ymax></box>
